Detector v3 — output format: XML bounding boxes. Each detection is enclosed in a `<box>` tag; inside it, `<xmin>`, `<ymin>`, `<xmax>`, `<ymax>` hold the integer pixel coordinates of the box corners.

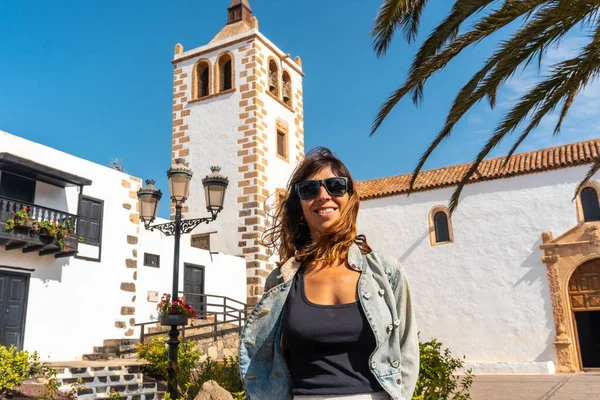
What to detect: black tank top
<box><xmin>282</xmin><ymin>268</ymin><xmax>383</xmax><ymax>395</ymax></box>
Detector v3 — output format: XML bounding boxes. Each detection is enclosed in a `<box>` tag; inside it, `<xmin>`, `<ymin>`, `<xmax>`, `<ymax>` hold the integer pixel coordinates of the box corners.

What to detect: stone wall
<box><xmin>195</xmin><ymin>332</ymin><xmax>240</xmax><ymax>363</ymax></box>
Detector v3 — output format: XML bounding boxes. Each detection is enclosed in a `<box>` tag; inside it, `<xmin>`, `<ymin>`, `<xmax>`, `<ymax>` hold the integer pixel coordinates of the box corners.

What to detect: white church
<box><xmin>1</xmin><ymin>0</ymin><xmax>599</xmax><ymax>377</ymax></box>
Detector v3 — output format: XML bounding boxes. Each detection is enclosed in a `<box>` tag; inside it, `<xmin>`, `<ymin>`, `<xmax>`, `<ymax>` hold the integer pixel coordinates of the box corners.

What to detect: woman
<box><xmin>239</xmin><ymin>147</ymin><xmax>419</xmax><ymax>400</ymax></box>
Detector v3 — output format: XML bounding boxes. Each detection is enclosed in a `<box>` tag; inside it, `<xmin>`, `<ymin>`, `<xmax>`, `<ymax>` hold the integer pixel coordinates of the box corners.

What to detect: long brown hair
<box><xmin>262</xmin><ymin>146</ymin><xmax>371</xmax><ymax>264</ymax></box>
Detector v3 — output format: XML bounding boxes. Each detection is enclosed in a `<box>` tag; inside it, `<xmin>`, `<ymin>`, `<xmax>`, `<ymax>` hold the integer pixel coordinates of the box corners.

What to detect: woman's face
<box><xmin>299</xmin><ymin>166</ymin><xmax>349</xmax><ymax>235</ymax></box>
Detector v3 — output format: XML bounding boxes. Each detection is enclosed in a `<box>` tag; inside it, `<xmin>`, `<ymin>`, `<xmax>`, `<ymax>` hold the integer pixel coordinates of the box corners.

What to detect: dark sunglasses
<box><xmin>295</xmin><ymin>177</ymin><xmax>349</xmax><ymax>200</ymax></box>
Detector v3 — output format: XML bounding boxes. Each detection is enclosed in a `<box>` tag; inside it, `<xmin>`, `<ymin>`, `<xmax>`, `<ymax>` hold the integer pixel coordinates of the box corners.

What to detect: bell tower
<box><xmin>170</xmin><ymin>1</ymin><xmax>305</xmax><ymax>305</ymax></box>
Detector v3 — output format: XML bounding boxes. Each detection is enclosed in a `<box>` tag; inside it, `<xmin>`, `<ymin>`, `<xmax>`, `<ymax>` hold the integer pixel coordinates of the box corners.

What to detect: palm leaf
<box><xmin>371</xmin><ymin>0</ymin><xmax>544</xmax><ymax>136</ymax></box>
<box><xmin>448</xmin><ymin>25</ymin><xmax>600</xmax><ymax>212</ymax></box>
<box><xmin>371</xmin><ymin>0</ymin><xmax>429</xmax><ymax>58</ymax></box>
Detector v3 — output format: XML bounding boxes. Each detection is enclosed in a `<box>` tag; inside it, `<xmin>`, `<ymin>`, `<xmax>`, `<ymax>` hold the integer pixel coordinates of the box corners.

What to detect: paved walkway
<box><xmin>470</xmin><ymin>373</ymin><xmax>600</xmax><ymax>399</ymax></box>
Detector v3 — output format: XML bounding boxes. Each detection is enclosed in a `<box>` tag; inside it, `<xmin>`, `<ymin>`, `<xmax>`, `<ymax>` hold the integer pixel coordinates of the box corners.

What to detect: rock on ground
<box><xmin>193</xmin><ymin>380</ymin><xmax>233</xmax><ymax>400</ymax></box>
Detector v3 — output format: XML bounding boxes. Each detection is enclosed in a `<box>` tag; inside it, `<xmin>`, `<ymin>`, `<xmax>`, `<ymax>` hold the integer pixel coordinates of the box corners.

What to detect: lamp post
<box><xmin>137</xmin><ymin>159</ymin><xmax>228</xmax><ymax>399</ymax></box>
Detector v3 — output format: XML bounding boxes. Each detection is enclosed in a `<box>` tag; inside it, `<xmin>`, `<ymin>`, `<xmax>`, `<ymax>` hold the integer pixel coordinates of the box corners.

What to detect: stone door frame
<box><xmin>540</xmin><ymin>222</ymin><xmax>600</xmax><ymax>372</ymax></box>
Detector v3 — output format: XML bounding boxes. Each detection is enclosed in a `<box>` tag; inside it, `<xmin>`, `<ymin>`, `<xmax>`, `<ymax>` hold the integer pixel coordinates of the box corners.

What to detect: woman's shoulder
<box><xmin>364</xmin><ymin>249</ymin><xmax>402</xmax><ymax>271</ymax></box>
<box><xmin>363</xmin><ymin>249</ymin><xmax>406</xmax><ymax>289</ymax></box>
<box><xmin>264</xmin><ymin>267</ymin><xmax>283</xmax><ymax>291</ymax></box>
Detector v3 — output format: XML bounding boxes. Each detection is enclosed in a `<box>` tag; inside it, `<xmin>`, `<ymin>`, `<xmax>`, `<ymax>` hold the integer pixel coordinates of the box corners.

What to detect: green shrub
<box><xmin>136</xmin><ymin>336</ymin><xmax>201</xmax><ymax>396</ymax></box>
<box><xmin>0</xmin><ymin>345</ymin><xmax>31</xmax><ymax>395</ymax></box>
<box><xmin>414</xmin><ymin>337</ymin><xmax>473</xmax><ymax>400</ymax></box>
<box><xmin>0</xmin><ymin>345</ymin><xmax>59</xmax><ymax>398</ymax></box>
<box><xmin>194</xmin><ymin>356</ymin><xmax>243</xmax><ymax>394</ymax></box>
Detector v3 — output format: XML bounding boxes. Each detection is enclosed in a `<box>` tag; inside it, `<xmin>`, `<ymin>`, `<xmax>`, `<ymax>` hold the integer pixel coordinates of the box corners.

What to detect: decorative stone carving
<box><xmin>540</xmin><ymin>225</ymin><xmax>600</xmax><ymax>372</ymax></box>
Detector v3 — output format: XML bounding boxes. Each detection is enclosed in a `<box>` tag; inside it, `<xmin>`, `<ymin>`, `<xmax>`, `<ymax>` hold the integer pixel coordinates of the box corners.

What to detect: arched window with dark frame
<box><xmin>195</xmin><ymin>61</ymin><xmax>210</xmax><ymax>99</ymax></box>
<box><xmin>581</xmin><ymin>187</ymin><xmax>600</xmax><ymax>222</ymax></box>
<box><xmin>282</xmin><ymin>70</ymin><xmax>292</xmax><ymax>106</ymax></box>
<box><xmin>268</xmin><ymin>59</ymin><xmax>279</xmax><ymax>96</ymax></box>
<box><xmin>434</xmin><ymin>211</ymin><xmax>451</xmax><ymax>243</ymax></box>
<box><xmin>218</xmin><ymin>53</ymin><xmax>233</xmax><ymax>92</ymax></box>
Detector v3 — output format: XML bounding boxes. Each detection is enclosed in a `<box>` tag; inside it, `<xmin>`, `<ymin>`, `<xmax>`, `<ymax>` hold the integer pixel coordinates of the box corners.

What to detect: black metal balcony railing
<box><xmin>0</xmin><ymin>195</ymin><xmax>79</xmax><ymax>257</ymax></box>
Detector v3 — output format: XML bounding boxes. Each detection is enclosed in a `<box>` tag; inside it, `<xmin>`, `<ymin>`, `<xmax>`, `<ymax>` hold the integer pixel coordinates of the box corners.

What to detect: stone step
<box><xmin>59</xmin><ymin>373</ymin><xmax>142</xmax><ymax>387</ymax></box>
<box><xmin>94</xmin><ymin>345</ymin><xmax>120</xmax><ymax>353</ymax></box>
<box><xmin>74</xmin><ymin>382</ymin><xmax>157</xmax><ymax>395</ymax></box>
<box><xmin>56</xmin><ymin>365</ymin><xmax>142</xmax><ymax>379</ymax></box>
<box><xmin>91</xmin><ymin>390</ymin><xmax>163</xmax><ymax>400</ymax></box>
<box><xmin>103</xmin><ymin>339</ymin><xmax>140</xmax><ymax>347</ymax></box>
<box><xmin>83</xmin><ymin>353</ymin><xmax>119</xmax><ymax>361</ymax></box>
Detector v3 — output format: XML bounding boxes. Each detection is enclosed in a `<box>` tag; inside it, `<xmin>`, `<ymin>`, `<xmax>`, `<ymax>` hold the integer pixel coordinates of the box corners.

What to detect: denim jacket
<box><xmin>238</xmin><ymin>244</ymin><xmax>419</xmax><ymax>400</ymax></box>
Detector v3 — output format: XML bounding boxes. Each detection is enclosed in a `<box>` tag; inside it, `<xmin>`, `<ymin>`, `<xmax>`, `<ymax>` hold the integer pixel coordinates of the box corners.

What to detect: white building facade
<box><xmin>356</xmin><ymin>140</ymin><xmax>600</xmax><ymax>374</ymax></box>
<box><xmin>0</xmin><ymin>130</ymin><xmax>246</xmax><ymax>361</ymax></box>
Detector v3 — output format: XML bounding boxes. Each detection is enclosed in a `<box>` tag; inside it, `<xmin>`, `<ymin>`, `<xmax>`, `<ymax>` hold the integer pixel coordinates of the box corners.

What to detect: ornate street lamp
<box><xmin>137</xmin><ymin>159</ymin><xmax>228</xmax><ymax>399</ymax></box>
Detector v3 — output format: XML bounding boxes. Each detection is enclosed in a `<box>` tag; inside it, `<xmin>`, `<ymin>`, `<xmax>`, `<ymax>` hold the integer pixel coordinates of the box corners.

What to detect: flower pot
<box><xmin>38</xmin><ymin>234</ymin><xmax>55</xmax><ymax>245</ymax></box>
<box><xmin>13</xmin><ymin>224</ymin><xmax>31</xmax><ymax>235</ymax></box>
<box><xmin>159</xmin><ymin>314</ymin><xmax>189</xmax><ymax>326</ymax></box>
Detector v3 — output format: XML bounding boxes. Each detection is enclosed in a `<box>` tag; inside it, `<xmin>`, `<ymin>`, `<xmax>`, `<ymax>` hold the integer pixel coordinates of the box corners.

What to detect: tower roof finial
<box><xmin>227</xmin><ymin>0</ymin><xmax>252</xmax><ymax>25</ymax></box>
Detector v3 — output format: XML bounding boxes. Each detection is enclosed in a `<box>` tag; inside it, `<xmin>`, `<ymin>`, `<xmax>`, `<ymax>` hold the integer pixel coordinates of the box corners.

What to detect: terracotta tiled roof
<box><xmin>210</xmin><ymin>20</ymin><xmax>253</xmax><ymax>43</ymax></box>
<box><xmin>356</xmin><ymin>139</ymin><xmax>600</xmax><ymax>201</ymax></box>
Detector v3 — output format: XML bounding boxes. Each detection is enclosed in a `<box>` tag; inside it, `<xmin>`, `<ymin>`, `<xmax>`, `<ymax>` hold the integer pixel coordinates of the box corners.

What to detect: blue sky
<box><xmin>1</xmin><ymin>1</ymin><xmax>598</xmax><ymax>218</ymax></box>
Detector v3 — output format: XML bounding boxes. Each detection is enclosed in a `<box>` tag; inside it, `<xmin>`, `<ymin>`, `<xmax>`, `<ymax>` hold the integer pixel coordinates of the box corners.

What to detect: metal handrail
<box><xmin>135</xmin><ymin>293</ymin><xmax>248</xmax><ymax>344</ymax></box>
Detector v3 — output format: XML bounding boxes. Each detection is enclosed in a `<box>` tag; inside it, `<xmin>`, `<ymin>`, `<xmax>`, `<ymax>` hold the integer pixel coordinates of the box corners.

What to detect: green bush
<box><xmin>0</xmin><ymin>345</ymin><xmax>31</xmax><ymax>395</ymax></box>
<box><xmin>136</xmin><ymin>336</ymin><xmax>201</xmax><ymax>396</ymax></box>
<box><xmin>194</xmin><ymin>356</ymin><xmax>243</xmax><ymax>394</ymax></box>
<box><xmin>414</xmin><ymin>337</ymin><xmax>473</xmax><ymax>400</ymax></box>
<box><xmin>0</xmin><ymin>345</ymin><xmax>59</xmax><ymax>398</ymax></box>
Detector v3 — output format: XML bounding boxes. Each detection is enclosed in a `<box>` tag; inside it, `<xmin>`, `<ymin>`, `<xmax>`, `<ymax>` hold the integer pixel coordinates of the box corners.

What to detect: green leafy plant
<box><xmin>5</xmin><ymin>207</ymin><xmax>30</xmax><ymax>231</ymax></box>
<box><xmin>30</xmin><ymin>219</ymin><xmax>72</xmax><ymax>250</ymax></box>
<box><xmin>137</xmin><ymin>335</ymin><xmax>201</xmax><ymax>397</ymax></box>
<box><xmin>0</xmin><ymin>345</ymin><xmax>59</xmax><ymax>398</ymax></box>
<box><xmin>193</xmin><ymin>356</ymin><xmax>243</xmax><ymax>394</ymax></box>
<box><xmin>413</xmin><ymin>337</ymin><xmax>473</xmax><ymax>400</ymax></box>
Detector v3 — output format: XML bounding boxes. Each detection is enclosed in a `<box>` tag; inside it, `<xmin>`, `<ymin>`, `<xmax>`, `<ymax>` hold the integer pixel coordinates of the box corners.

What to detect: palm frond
<box><xmin>449</xmin><ymin>24</ymin><xmax>600</xmax><ymax>213</ymax></box>
<box><xmin>371</xmin><ymin>0</ymin><xmax>429</xmax><ymax>58</ymax></box>
<box><xmin>408</xmin><ymin>0</ymin><xmax>496</xmax><ymax>104</ymax></box>
<box><xmin>407</xmin><ymin>0</ymin><xmax>594</xmax><ymax>191</ymax></box>
<box><xmin>371</xmin><ymin>0</ymin><xmax>543</xmax><ymax>135</ymax></box>
<box><xmin>575</xmin><ymin>158</ymin><xmax>600</xmax><ymax>200</ymax></box>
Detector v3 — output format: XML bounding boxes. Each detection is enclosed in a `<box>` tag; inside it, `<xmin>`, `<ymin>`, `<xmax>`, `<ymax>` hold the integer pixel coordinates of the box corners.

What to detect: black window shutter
<box><xmin>78</xmin><ymin>197</ymin><xmax>102</xmax><ymax>245</ymax></box>
<box><xmin>434</xmin><ymin>212</ymin><xmax>450</xmax><ymax>243</ymax></box>
<box><xmin>582</xmin><ymin>187</ymin><xmax>600</xmax><ymax>222</ymax></box>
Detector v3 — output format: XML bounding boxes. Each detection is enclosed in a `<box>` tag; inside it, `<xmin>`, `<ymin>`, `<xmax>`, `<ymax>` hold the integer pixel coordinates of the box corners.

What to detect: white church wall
<box><xmin>357</xmin><ymin>166</ymin><xmax>597</xmax><ymax>374</ymax></box>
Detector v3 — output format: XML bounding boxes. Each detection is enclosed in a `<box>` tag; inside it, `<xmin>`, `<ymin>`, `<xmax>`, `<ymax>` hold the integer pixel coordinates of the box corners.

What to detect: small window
<box><xmin>434</xmin><ymin>212</ymin><xmax>450</xmax><ymax>243</ymax></box>
<box><xmin>581</xmin><ymin>187</ymin><xmax>600</xmax><ymax>222</ymax></box>
<box><xmin>268</xmin><ymin>59</ymin><xmax>279</xmax><ymax>97</ymax></box>
<box><xmin>77</xmin><ymin>196</ymin><xmax>103</xmax><ymax>246</ymax></box>
<box><xmin>191</xmin><ymin>233</ymin><xmax>211</xmax><ymax>251</ymax></box>
<box><xmin>0</xmin><ymin>172</ymin><xmax>35</xmax><ymax>204</ymax></box>
<box><xmin>144</xmin><ymin>253</ymin><xmax>160</xmax><ymax>268</ymax></box>
<box><xmin>276</xmin><ymin>130</ymin><xmax>287</xmax><ymax>159</ymax></box>
<box><xmin>429</xmin><ymin>206</ymin><xmax>453</xmax><ymax>246</ymax></box>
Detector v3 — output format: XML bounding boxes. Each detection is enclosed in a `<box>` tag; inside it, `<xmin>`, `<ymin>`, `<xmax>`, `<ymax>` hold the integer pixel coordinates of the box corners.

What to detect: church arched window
<box><xmin>216</xmin><ymin>52</ymin><xmax>234</xmax><ymax>93</ymax></box>
<box><xmin>268</xmin><ymin>59</ymin><xmax>279</xmax><ymax>97</ymax></box>
<box><xmin>282</xmin><ymin>70</ymin><xmax>292</xmax><ymax>106</ymax></box>
<box><xmin>193</xmin><ymin>59</ymin><xmax>211</xmax><ymax>99</ymax></box>
<box><xmin>581</xmin><ymin>186</ymin><xmax>600</xmax><ymax>222</ymax></box>
<box><xmin>429</xmin><ymin>206</ymin><xmax>454</xmax><ymax>245</ymax></box>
